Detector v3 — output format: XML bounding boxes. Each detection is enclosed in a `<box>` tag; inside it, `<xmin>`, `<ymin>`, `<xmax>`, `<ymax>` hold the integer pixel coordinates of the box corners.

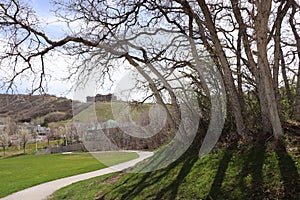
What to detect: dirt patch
<box><xmin>102</xmin><ymin>172</ymin><xmax>127</xmax><ymax>184</ymax></box>
<box><xmin>94</xmin><ymin>172</ymin><xmax>127</xmax><ymax>200</ymax></box>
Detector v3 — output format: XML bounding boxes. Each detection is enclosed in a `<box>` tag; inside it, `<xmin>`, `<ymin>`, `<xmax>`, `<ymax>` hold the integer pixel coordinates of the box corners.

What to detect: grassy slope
<box><xmin>50</xmin><ymin>140</ymin><xmax>299</xmax><ymax>200</ymax></box>
<box><xmin>0</xmin><ymin>152</ymin><xmax>138</xmax><ymax>198</ymax></box>
<box><xmin>73</xmin><ymin>102</ymin><xmax>152</xmax><ymax>122</ymax></box>
<box><xmin>73</xmin><ymin>102</ymin><xmax>113</xmax><ymax>122</ymax></box>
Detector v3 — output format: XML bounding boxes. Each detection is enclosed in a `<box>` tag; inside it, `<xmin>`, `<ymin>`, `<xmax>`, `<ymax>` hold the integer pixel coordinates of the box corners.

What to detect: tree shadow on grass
<box><xmin>97</xmin><ymin>138</ymin><xmax>299</xmax><ymax>200</ymax></box>
<box><xmin>206</xmin><ymin>142</ymin><xmax>267</xmax><ymax>200</ymax></box>
<box><xmin>100</xmin><ymin>165</ymin><xmax>175</xmax><ymax>200</ymax></box>
<box><xmin>237</xmin><ymin>143</ymin><xmax>266</xmax><ymax>200</ymax></box>
<box><xmin>97</xmin><ymin>159</ymin><xmax>176</xmax><ymax>200</ymax></box>
<box><xmin>113</xmin><ymin>146</ymin><xmax>199</xmax><ymax>200</ymax></box>
<box><xmin>206</xmin><ymin>143</ymin><xmax>237</xmax><ymax>200</ymax></box>
<box><xmin>275</xmin><ymin>140</ymin><xmax>299</xmax><ymax>199</ymax></box>
<box><xmin>99</xmin><ymin>125</ymin><xmax>208</xmax><ymax>200</ymax></box>
<box><xmin>95</xmin><ymin>120</ymin><xmax>300</xmax><ymax>200</ymax></box>
<box><xmin>116</xmin><ymin>147</ymin><xmax>185</xmax><ymax>199</ymax></box>
<box><xmin>153</xmin><ymin>155</ymin><xmax>198</xmax><ymax>200</ymax></box>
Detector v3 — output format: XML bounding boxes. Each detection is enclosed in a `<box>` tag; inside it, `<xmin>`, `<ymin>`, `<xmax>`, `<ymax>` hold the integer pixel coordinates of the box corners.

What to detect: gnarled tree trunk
<box><xmin>255</xmin><ymin>0</ymin><xmax>283</xmax><ymax>138</ymax></box>
<box><xmin>290</xmin><ymin>3</ymin><xmax>300</xmax><ymax>121</ymax></box>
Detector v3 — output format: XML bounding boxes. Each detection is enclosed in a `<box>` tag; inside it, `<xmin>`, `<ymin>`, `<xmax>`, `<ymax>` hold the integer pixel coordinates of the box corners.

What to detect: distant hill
<box><xmin>73</xmin><ymin>101</ymin><xmax>153</xmax><ymax>124</ymax></box>
<box><xmin>0</xmin><ymin>93</ymin><xmax>161</xmax><ymax>126</ymax></box>
<box><xmin>0</xmin><ymin>94</ymin><xmax>88</xmax><ymax>123</ymax></box>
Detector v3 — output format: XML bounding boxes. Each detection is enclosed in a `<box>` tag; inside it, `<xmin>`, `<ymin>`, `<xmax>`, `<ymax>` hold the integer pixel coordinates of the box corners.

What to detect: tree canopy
<box><xmin>1</xmin><ymin>0</ymin><xmax>300</xmax><ymax>143</ymax></box>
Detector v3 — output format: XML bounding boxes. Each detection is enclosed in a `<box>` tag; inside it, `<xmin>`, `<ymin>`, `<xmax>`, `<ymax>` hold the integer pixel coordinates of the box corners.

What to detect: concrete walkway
<box><xmin>1</xmin><ymin>151</ymin><xmax>153</xmax><ymax>200</ymax></box>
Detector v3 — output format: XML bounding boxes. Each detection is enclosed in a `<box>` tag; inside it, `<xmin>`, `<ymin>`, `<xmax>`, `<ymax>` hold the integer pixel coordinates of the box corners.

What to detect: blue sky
<box><xmin>29</xmin><ymin>0</ymin><xmax>53</xmax><ymax>16</ymax></box>
<box><xmin>0</xmin><ymin>1</ymin><xmax>74</xmax><ymax>98</ymax></box>
<box><xmin>0</xmin><ymin>1</ymin><xmax>145</xmax><ymax>102</ymax></box>
<box><xmin>28</xmin><ymin>0</ymin><xmax>66</xmax><ymax>38</ymax></box>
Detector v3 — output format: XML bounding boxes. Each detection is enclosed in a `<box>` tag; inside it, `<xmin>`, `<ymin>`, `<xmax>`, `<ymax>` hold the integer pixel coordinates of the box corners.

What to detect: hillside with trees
<box><xmin>0</xmin><ymin>93</ymin><xmax>88</xmax><ymax>123</ymax></box>
<box><xmin>0</xmin><ymin>0</ymin><xmax>299</xmax><ymax>199</ymax></box>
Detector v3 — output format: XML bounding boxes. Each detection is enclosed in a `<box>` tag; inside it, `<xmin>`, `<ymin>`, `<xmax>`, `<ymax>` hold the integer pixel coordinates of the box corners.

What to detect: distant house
<box><xmin>18</xmin><ymin>122</ymin><xmax>34</xmax><ymax>133</ymax></box>
<box><xmin>86</xmin><ymin>94</ymin><xmax>117</xmax><ymax>103</ymax></box>
<box><xmin>36</xmin><ymin>125</ymin><xmax>50</xmax><ymax>135</ymax></box>
<box><xmin>86</xmin><ymin>96</ymin><xmax>95</xmax><ymax>102</ymax></box>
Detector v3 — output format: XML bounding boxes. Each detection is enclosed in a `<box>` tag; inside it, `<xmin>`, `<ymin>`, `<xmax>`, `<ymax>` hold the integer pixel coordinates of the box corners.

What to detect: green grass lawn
<box><xmin>0</xmin><ymin>152</ymin><xmax>138</xmax><ymax>198</ymax></box>
<box><xmin>91</xmin><ymin>151</ymin><xmax>139</xmax><ymax>166</ymax></box>
<box><xmin>0</xmin><ymin>140</ymin><xmax>63</xmax><ymax>157</ymax></box>
<box><xmin>50</xmin><ymin>140</ymin><xmax>299</xmax><ymax>200</ymax></box>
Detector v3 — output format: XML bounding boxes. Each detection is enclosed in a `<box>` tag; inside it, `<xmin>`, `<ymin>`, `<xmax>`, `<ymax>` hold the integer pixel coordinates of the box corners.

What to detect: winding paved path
<box><xmin>1</xmin><ymin>151</ymin><xmax>153</xmax><ymax>200</ymax></box>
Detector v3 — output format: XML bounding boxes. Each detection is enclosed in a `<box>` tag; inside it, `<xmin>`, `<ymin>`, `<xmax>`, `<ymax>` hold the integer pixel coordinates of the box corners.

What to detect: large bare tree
<box><xmin>1</xmin><ymin>0</ymin><xmax>299</xmax><ymax>142</ymax></box>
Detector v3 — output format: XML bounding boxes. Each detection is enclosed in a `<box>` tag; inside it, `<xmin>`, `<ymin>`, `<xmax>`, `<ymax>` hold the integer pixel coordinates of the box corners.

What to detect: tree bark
<box><xmin>196</xmin><ymin>0</ymin><xmax>247</xmax><ymax>136</ymax></box>
<box><xmin>236</xmin><ymin>31</ymin><xmax>247</xmax><ymax>116</ymax></box>
<box><xmin>255</xmin><ymin>0</ymin><xmax>283</xmax><ymax>138</ymax></box>
<box><xmin>281</xmin><ymin>48</ymin><xmax>293</xmax><ymax>107</ymax></box>
<box><xmin>231</xmin><ymin>0</ymin><xmax>273</xmax><ymax>135</ymax></box>
<box><xmin>290</xmin><ymin>3</ymin><xmax>300</xmax><ymax>121</ymax></box>
<box><xmin>272</xmin><ymin>1</ymin><xmax>292</xmax><ymax>120</ymax></box>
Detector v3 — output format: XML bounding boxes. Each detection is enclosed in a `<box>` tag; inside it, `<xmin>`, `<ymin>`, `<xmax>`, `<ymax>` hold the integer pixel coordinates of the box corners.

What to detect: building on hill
<box><xmin>86</xmin><ymin>93</ymin><xmax>117</xmax><ymax>103</ymax></box>
<box><xmin>36</xmin><ymin>125</ymin><xmax>50</xmax><ymax>135</ymax></box>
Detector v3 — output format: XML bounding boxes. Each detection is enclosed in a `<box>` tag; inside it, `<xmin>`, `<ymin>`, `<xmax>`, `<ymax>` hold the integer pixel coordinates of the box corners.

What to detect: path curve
<box><xmin>1</xmin><ymin>151</ymin><xmax>153</xmax><ymax>200</ymax></box>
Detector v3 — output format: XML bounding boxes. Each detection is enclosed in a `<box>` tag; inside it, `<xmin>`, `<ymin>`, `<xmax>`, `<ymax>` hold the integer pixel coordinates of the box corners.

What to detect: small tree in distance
<box><xmin>46</xmin><ymin>128</ymin><xmax>53</xmax><ymax>146</ymax></box>
<box><xmin>32</xmin><ymin>129</ymin><xmax>38</xmax><ymax>152</ymax></box>
<box><xmin>0</xmin><ymin>129</ymin><xmax>10</xmax><ymax>157</ymax></box>
<box><xmin>20</xmin><ymin>128</ymin><xmax>30</xmax><ymax>154</ymax></box>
